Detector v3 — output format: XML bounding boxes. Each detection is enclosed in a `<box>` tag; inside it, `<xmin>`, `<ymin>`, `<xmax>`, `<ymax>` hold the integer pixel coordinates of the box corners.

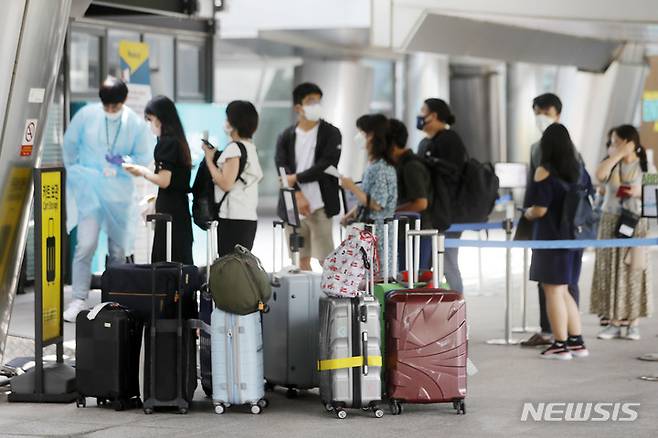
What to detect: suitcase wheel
<box><xmin>178</xmin><ymin>408</ymin><xmax>188</xmax><ymax>415</ymax></box>
<box><xmin>257</xmin><ymin>398</ymin><xmax>269</xmax><ymax>409</ymax></box>
<box><xmin>214</xmin><ymin>403</ymin><xmax>225</xmax><ymax>415</ymax></box>
<box><xmin>144</xmin><ymin>408</ymin><xmax>154</xmax><ymax>415</ymax></box>
<box><xmin>324</xmin><ymin>403</ymin><xmax>334</xmax><ymax>412</ymax></box>
<box><xmin>453</xmin><ymin>399</ymin><xmax>466</xmax><ymax>415</ymax></box>
<box><xmin>76</xmin><ymin>397</ymin><xmax>86</xmax><ymax>408</ymax></box>
<box><xmin>390</xmin><ymin>401</ymin><xmax>403</xmax><ymax>416</ymax></box>
<box><xmin>374</xmin><ymin>408</ymin><xmax>384</xmax><ymax>418</ymax></box>
<box><xmin>250</xmin><ymin>404</ymin><xmax>262</xmax><ymax>415</ymax></box>
<box><xmin>336</xmin><ymin>409</ymin><xmax>347</xmax><ymax>420</ymax></box>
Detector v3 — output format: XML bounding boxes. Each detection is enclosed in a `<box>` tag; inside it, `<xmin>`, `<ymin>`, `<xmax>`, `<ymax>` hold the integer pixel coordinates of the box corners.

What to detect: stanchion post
<box><xmin>513</xmin><ymin>248</ymin><xmax>539</xmax><ymax>333</ymax></box>
<box><xmin>487</xmin><ymin>203</ymin><xmax>521</xmax><ymax>345</ymax></box>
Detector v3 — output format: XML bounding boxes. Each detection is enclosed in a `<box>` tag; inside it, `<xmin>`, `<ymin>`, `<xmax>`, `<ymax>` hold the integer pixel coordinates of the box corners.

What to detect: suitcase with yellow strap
<box><xmin>318</xmin><ymin>230</ymin><xmax>384</xmax><ymax>420</ymax></box>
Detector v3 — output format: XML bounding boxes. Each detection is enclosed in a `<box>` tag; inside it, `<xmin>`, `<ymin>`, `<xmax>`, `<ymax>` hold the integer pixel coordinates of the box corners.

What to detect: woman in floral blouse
<box><xmin>340</xmin><ymin>114</ymin><xmax>398</xmax><ymax>276</ymax></box>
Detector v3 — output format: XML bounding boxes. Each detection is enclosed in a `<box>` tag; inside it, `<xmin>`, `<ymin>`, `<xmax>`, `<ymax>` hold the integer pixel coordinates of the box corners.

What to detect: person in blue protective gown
<box><xmin>62</xmin><ymin>77</ymin><xmax>153</xmax><ymax>322</ymax></box>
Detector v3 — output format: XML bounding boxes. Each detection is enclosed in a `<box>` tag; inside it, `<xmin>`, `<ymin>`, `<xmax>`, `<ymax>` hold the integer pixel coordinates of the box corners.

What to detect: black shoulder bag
<box><xmin>615</xmin><ymin>163</ymin><xmax>640</xmax><ymax>238</ymax></box>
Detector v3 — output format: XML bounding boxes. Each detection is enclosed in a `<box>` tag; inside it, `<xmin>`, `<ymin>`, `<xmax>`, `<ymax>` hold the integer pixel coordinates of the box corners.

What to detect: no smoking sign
<box><xmin>20</xmin><ymin>118</ymin><xmax>38</xmax><ymax>157</ymax></box>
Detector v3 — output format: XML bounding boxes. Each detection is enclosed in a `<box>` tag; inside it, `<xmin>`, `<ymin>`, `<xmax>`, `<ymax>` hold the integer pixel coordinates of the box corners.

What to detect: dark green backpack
<box><xmin>209</xmin><ymin>245</ymin><xmax>272</xmax><ymax>315</ymax></box>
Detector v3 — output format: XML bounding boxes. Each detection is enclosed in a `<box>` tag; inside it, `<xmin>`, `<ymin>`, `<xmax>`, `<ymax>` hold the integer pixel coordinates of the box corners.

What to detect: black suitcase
<box><xmin>142</xmin><ymin>262</ymin><xmax>198</xmax><ymax>414</ymax></box>
<box><xmin>100</xmin><ymin>263</ymin><xmax>199</xmax><ymax>323</ymax></box>
<box><xmin>198</xmin><ymin>221</ymin><xmax>218</xmax><ymax>398</ymax></box>
<box><xmin>75</xmin><ymin>303</ymin><xmax>142</xmax><ymax>410</ymax></box>
<box><xmin>138</xmin><ymin>214</ymin><xmax>198</xmax><ymax>414</ymax></box>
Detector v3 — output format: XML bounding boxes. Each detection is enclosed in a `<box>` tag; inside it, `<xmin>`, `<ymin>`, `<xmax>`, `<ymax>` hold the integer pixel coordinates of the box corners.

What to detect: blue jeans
<box><xmin>72</xmin><ymin>217</ymin><xmax>125</xmax><ymax>301</ymax></box>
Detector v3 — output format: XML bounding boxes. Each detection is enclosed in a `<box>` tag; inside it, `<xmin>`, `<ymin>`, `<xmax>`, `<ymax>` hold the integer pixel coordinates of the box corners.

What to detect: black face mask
<box><xmin>416</xmin><ymin>115</ymin><xmax>427</xmax><ymax>131</ymax></box>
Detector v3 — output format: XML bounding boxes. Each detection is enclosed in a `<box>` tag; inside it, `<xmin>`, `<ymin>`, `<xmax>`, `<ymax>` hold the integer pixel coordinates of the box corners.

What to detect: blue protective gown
<box><xmin>63</xmin><ymin>103</ymin><xmax>153</xmax><ymax>252</ymax></box>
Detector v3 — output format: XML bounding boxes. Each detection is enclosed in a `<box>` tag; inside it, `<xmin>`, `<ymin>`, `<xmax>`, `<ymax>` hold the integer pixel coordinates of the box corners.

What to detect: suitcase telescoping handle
<box><xmin>205</xmin><ymin>221</ymin><xmax>219</xmax><ymax>284</ymax></box>
<box><xmin>395</xmin><ymin>212</ymin><xmax>420</xmax><ymax>278</ymax></box>
<box><xmin>406</xmin><ymin>229</ymin><xmax>444</xmax><ymax>289</ymax></box>
<box><xmin>146</xmin><ymin>213</ymin><xmax>173</xmax><ymax>263</ymax></box>
<box><xmin>382</xmin><ymin>217</ymin><xmax>400</xmax><ymax>284</ymax></box>
<box><xmin>272</xmin><ymin>220</ymin><xmax>286</xmax><ymax>272</ymax></box>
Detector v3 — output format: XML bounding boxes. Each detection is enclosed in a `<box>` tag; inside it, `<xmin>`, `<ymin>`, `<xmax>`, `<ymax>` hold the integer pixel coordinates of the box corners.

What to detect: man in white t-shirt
<box><xmin>275</xmin><ymin>83</ymin><xmax>342</xmax><ymax>270</ymax></box>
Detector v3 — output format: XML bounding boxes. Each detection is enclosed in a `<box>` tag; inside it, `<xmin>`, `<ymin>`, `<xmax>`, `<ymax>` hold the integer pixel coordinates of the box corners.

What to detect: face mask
<box><xmin>353</xmin><ymin>131</ymin><xmax>367</xmax><ymax>150</ymax></box>
<box><xmin>224</xmin><ymin>121</ymin><xmax>234</xmax><ymax>136</ymax></box>
<box><xmin>105</xmin><ymin>109</ymin><xmax>123</xmax><ymax>121</ymax></box>
<box><xmin>149</xmin><ymin>122</ymin><xmax>161</xmax><ymax>137</ymax></box>
<box><xmin>303</xmin><ymin>103</ymin><xmax>322</xmax><ymax>122</ymax></box>
<box><xmin>416</xmin><ymin>114</ymin><xmax>428</xmax><ymax>131</ymax></box>
<box><xmin>535</xmin><ymin>114</ymin><xmax>555</xmax><ymax>134</ymax></box>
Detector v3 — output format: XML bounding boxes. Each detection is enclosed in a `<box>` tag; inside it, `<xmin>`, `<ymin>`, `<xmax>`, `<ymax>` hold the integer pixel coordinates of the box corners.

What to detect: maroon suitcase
<box><xmin>384</xmin><ymin>229</ymin><xmax>467</xmax><ymax>415</ymax></box>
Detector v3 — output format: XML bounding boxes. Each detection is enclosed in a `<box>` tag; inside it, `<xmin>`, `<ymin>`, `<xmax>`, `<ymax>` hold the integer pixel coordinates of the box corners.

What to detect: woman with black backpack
<box><xmin>523</xmin><ymin>123</ymin><xmax>592</xmax><ymax>360</ymax></box>
<box><xmin>201</xmin><ymin>100</ymin><xmax>263</xmax><ymax>256</ymax></box>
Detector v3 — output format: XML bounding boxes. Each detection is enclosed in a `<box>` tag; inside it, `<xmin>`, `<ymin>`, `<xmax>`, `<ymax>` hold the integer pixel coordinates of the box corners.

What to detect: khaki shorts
<box><xmin>286</xmin><ymin>208</ymin><xmax>334</xmax><ymax>261</ymax></box>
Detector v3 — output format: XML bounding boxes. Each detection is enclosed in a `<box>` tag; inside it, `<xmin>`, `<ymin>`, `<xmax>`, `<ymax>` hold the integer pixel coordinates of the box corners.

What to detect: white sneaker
<box><xmin>624</xmin><ymin>326</ymin><xmax>641</xmax><ymax>341</ymax></box>
<box><xmin>63</xmin><ymin>299</ymin><xmax>88</xmax><ymax>323</ymax></box>
<box><xmin>597</xmin><ymin>325</ymin><xmax>622</xmax><ymax>340</ymax></box>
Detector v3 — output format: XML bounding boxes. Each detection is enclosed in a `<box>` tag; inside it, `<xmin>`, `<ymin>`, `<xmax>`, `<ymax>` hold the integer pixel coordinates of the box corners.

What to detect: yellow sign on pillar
<box><xmin>36</xmin><ymin>169</ymin><xmax>64</xmax><ymax>344</ymax></box>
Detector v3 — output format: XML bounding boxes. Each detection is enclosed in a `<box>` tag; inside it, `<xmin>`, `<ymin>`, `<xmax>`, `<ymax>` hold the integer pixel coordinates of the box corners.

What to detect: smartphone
<box><xmin>201</xmin><ymin>130</ymin><xmax>215</xmax><ymax>149</ymax></box>
<box><xmin>201</xmin><ymin>138</ymin><xmax>215</xmax><ymax>149</ymax></box>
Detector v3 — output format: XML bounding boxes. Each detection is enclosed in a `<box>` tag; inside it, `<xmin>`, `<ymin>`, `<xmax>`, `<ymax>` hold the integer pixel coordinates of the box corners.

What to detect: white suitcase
<box><xmin>211</xmin><ymin>308</ymin><xmax>267</xmax><ymax>414</ymax></box>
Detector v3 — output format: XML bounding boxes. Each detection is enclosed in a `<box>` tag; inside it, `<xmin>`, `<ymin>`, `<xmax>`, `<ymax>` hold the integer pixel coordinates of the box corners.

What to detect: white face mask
<box><xmin>105</xmin><ymin>109</ymin><xmax>123</xmax><ymax>121</ymax></box>
<box><xmin>148</xmin><ymin>121</ymin><xmax>161</xmax><ymax>137</ymax></box>
<box><xmin>353</xmin><ymin>131</ymin><xmax>367</xmax><ymax>151</ymax></box>
<box><xmin>535</xmin><ymin>114</ymin><xmax>555</xmax><ymax>134</ymax></box>
<box><xmin>223</xmin><ymin>121</ymin><xmax>234</xmax><ymax>136</ymax></box>
<box><xmin>303</xmin><ymin>103</ymin><xmax>322</xmax><ymax>122</ymax></box>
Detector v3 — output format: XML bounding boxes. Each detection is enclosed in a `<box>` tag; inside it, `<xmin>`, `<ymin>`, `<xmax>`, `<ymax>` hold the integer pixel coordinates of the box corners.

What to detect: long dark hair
<box><xmin>145</xmin><ymin>95</ymin><xmax>191</xmax><ymax>168</ymax></box>
<box><xmin>356</xmin><ymin>113</ymin><xmax>393</xmax><ymax>164</ymax></box>
<box><xmin>539</xmin><ymin>123</ymin><xmax>580</xmax><ymax>183</ymax></box>
<box><xmin>612</xmin><ymin>124</ymin><xmax>648</xmax><ymax>172</ymax></box>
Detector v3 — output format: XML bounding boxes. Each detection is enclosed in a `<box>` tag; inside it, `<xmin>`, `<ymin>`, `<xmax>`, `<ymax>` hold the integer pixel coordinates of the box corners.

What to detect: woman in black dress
<box><xmin>124</xmin><ymin>95</ymin><xmax>193</xmax><ymax>264</ymax></box>
<box><xmin>524</xmin><ymin>123</ymin><xmax>591</xmax><ymax>360</ymax></box>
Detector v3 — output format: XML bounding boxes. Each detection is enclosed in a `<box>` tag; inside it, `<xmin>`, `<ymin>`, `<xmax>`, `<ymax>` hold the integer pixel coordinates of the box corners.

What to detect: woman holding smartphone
<box><xmin>591</xmin><ymin>125</ymin><xmax>652</xmax><ymax>341</ymax></box>
<box><xmin>124</xmin><ymin>95</ymin><xmax>193</xmax><ymax>264</ymax></box>
<box><xmin>201</xmin><ymin>100</ymin><xmax>263</xmax><ymax>256</ymax></box>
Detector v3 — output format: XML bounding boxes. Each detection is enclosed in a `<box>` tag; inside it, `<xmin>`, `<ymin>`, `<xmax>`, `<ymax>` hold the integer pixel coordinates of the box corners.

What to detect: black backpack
<box><xmin>451</xmin><ymin>156</ymin><xmax>500</xmax><ymax>224</ymax></box>
<box><xmin>192</xmin><ymin>142</ymin><xmax>248</xmax><ymax>230</ymax></box>
<box><xmin>556</xmin><ymin>166</ymin><xmax>598</xmax><ymax>240</ymax></box>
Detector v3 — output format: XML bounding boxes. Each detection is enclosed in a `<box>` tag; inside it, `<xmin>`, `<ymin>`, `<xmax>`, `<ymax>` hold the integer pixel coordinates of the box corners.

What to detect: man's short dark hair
<box><xmin>292</xmin><ymin>82</ymin><xmax>323</xmax><ymax>106</ymax></box>
<box><xmin>99</xmin><ymin>77</ymin><xmax>128</xmax><ymax>105</ymax></box>
<box><xmin>533</xmin><ymin>93</ymin><xmax>562</xmax><ymax>114</ymax></box>
<box><xmin>226</xmin><ymin>100</ymin><xmax>259</xmax><ymax>138</ymax></box>
<box><xmin>387</xmin><ymin>118</ymin><xmax>408</xmax><ymax>149</ymax></box>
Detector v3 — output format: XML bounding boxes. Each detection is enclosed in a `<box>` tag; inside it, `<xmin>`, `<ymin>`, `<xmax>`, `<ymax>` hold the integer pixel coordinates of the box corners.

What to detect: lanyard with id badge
<box><xmin>103</xmin><ymin>116</ymin><xmax>126</xmax><ymax>177</ymax></box>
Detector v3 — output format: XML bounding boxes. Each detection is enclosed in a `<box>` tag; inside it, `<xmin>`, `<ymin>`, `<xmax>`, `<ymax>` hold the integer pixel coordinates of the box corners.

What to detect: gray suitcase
<box><xmin>318</xmin><ymin>228</ymin><xmax>384</xmax><ymax>419</ymax></box>
<box><xmin>263</xmin><ymin>221</ymin><xmax>322</xmax><ymax>396</ymax></box>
